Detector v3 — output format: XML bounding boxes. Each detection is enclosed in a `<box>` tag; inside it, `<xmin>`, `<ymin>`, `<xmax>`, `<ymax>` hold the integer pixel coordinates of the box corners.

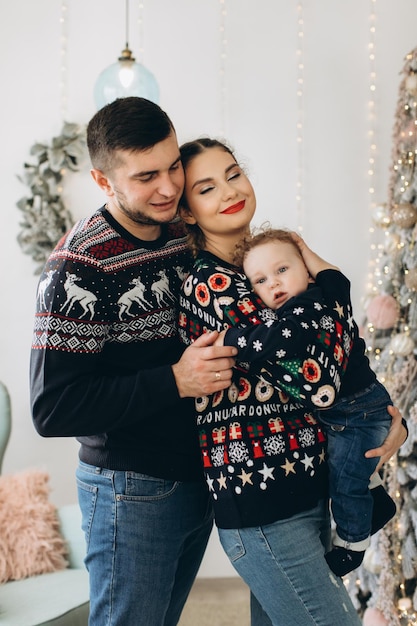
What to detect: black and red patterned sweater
<box><xmin>178</xmin><ymin>250</ymin><xmax>356</xmax><ymax>529</ymax></box>
<box><xmin>30</xmin><ymin>206</ymin><xmax>203</xmax><ymax>482</ymax></box>
<box><xmin>223</xmin><ymin>270</ymin><xmax>377</xmax><ymax>403</ymax></box>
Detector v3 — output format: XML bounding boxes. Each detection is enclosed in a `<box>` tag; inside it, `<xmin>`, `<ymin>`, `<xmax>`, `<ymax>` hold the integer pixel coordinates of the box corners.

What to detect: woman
<box><xmin>177</xmin><ymin>137</ymin><xmax>405</xmax><ymax>626</ymax></box>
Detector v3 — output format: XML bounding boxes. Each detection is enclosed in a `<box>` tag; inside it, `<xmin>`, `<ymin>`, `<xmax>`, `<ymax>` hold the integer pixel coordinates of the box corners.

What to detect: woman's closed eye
<box><xmin>200</xmin><ymin>184</ymin><xmax>215</xmax><ymax>195</ymax></box>
<box><xmin>227</xmin><ymin>170</ymin><xmax>241</xmax><ymax>182</ymax></box>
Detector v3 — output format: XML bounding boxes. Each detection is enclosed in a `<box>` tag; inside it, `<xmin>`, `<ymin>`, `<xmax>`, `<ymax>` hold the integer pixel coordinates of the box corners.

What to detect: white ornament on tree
<box><xmin>399</xmin><ymin>596</ymin><xmax>417</xmax><ymax>625</ymax></box>
<box><xmin>389</xmin><ymin>332</ymin><xmax>415</xmax><ymax>356</ymax></box>
<box><xmin>372</xmin><ymin>203</ymin><xmax>391</xmax><ymax>228</ymax></box>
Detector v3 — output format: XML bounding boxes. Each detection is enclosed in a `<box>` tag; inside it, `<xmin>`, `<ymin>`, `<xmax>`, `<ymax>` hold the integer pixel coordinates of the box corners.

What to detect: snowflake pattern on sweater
<box><xmin>178</xmin><ymin>251</ymin><xmax>355</xmax><ymax>529</ymax></box>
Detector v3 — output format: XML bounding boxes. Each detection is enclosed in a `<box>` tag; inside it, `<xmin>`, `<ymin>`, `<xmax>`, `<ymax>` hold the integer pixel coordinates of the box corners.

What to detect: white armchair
<box><xmin>0</xmin><ymin>382</ymin><xmax>89</xmax><ymax>625</ymax></box>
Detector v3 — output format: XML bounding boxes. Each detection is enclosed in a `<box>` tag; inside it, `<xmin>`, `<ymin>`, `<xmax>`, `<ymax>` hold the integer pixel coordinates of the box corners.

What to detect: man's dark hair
<box><xmin>87</xmin><ymin>97</ymin><xmax>175</xmax><ymax>173</ymax></box>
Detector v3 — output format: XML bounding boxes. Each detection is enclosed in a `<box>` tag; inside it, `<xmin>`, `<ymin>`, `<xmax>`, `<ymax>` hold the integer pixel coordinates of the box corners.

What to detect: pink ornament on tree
<box><xmin>363</xmin><ymin>607</ymin><xmax>389</xmax><ymax>626</ymax></box>
<box><xmin>366</xmin><ymin>294</ymin><xmax>400</xmax><ymax>330</ymax></box>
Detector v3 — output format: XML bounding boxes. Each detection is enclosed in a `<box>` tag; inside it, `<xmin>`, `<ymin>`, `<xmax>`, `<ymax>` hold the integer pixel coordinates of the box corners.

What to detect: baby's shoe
<box><xmin>371</xmin><ymin>485</ymin><xmax>396</xmax><ymax>534</ymax></box>
<box><xmin>325</xmin><ymin>547</ymin><xmax>365</xmax><ymax>577</ymax></box>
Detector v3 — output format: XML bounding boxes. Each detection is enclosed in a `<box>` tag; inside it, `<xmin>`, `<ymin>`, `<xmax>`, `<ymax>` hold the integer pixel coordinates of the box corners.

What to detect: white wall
<box><xmin>1</xmin><ymin>0</ymin><xmax>417</xmax><ymax>577</ymax></box>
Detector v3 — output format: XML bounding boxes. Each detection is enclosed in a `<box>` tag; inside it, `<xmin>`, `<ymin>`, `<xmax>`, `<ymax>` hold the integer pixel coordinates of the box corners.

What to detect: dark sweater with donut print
<box><xmin>178</xmin><ymin>251</ymin><xmax>358</xmax><ymax>529</ymax></box>
<box><xmin>224</xmin><ymin>269</ymin><xmax>377</xmax><ymax>402</ymax></box>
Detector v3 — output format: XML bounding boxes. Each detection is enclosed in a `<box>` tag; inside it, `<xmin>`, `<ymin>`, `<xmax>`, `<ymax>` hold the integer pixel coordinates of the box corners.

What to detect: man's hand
<box><xmin>172</xmin><ymin>331</ymin><xmax>237</xmax><ymax>398</ymax></box>
<box><xmin>213</xmin><ymin>330</ymin><xmax>227</xmax><ymax>347</ymax></box>
<box><xmin>365</xmin><ymin>405</ymin><xmax>407</xmax><ymax>472</ymax></box>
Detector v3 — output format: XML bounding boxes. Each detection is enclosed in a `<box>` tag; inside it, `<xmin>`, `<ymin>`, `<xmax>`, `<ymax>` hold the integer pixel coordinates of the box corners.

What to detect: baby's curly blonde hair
<box><xmin>233</xmin><ymin>223</ymin><xmax>302</xmax><ymax>268</ymax></box>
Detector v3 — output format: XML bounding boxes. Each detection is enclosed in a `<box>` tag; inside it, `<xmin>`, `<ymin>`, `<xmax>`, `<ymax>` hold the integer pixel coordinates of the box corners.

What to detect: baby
<box><xmin>221</xmin><ymin>227</ymin><xmax>397</xmax><ymax>576</ymax></box>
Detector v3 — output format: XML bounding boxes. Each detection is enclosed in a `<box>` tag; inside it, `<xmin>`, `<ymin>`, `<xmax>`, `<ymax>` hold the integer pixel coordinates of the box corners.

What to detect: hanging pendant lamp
<box><xmin>94</xmin><ymin>0</ymin><xmax>159</xmax><ymax>110</ymax></box>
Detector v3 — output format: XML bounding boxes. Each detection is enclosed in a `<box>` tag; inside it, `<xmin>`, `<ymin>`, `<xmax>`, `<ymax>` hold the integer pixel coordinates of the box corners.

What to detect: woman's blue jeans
<box><xmin>219</xmin><ymin>500</ymin><xmax>361</xmax><ymax>626</ymax></box>
<box><xmin>76</xmin><ymin>461</ymin><xmax>213</xmax><ymax>626</ymax></box>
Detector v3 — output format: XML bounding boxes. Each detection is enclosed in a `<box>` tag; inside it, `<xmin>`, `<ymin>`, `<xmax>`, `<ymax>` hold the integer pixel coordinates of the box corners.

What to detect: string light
<box><xmin>295</xmin><ymin>2</ymin><xmax>305</xmax><ymax>234</ymax></box>
<box><xmin>60</xmin><ymin>0</ymin><xmax>68</xmax><ymax>121</ymax></box>
<box><xmin>219</xmin><ymin>0</ymin><xmax>228</xmax><ymax>137</ymax></box>
<box><xmin>368</xmin><ymin>0</ymin><xmax>377</xmax><ymax>207</ymax></box>
<box><xmin>137</xmin><ymin>2</ymin><xmax>144</xmax><ymax>62</ymax></box>
<box><xmin>365</xmin><ymin>0</ymin><xmax>382</xmax><ymax>304</ymax></box>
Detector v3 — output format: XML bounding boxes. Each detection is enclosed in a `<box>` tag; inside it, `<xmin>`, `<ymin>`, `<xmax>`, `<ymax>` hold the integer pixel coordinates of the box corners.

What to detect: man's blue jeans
<box><xmin>219</xmin><ymin>500</ymin><xmax>361</xmax><ymax>626</ymax></box>
<box><xmin>318</xmin><ymin>380</ymin><xmax>392</xmax><ymax>546</ymax></box>
<box><xmin>76</xmin><ymin>461</ymin><xmax>213</xmax><ymax>626</ymax></box>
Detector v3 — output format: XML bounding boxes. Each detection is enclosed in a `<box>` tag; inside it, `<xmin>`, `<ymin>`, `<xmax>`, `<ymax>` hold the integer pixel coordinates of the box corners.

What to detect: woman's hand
<box><xmin>291</xmin><ymin>232</ymin><xmax>338</xmax><ymax>279</ymax></box>
<box><xmin>365</xmin><ymin>405</ymin><xmax>407</xmax><ymax>472</ymax></box>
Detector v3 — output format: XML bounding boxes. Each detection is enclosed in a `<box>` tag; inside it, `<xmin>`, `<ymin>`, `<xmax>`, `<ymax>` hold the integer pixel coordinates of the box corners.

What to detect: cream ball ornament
<box><xmin>392</xmin><ymin>203</ymin><xmax>417</xmax><ymax>229</ymax></box>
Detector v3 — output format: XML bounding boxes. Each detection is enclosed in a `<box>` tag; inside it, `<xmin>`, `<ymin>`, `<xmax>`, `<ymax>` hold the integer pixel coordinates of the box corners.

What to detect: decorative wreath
<box><xmin>16</xmin><ymin>122</ymin><xmax>86</xmax><ymax>274</ymax></box>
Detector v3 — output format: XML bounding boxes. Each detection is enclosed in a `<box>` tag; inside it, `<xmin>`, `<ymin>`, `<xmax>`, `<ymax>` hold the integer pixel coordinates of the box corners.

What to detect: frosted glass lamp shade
<box><xmin>94</xmin><ymin>58</ymin><xmax>160</xmax><ymax>110</ymax></box>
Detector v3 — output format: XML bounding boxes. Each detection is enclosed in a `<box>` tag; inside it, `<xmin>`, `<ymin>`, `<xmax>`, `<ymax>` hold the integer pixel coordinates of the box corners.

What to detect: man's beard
<box><xmin>115</xmin><ymin>194</ymin><xmax>176</xmax><ymax>226</ymax></box>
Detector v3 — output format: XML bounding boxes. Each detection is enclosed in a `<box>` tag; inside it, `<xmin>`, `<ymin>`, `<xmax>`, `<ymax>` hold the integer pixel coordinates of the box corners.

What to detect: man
<box><xmin>30</xmin><ymin>97</ymin><xmax>237</xmax><ymax>626</ymax></box>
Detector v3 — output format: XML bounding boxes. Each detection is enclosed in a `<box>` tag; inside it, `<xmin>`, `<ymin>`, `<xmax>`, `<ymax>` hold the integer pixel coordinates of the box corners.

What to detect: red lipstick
<box><xmin>222</xmin><ymin>200</ymin><xmax>245</xmax><ymax>214</ymax></box>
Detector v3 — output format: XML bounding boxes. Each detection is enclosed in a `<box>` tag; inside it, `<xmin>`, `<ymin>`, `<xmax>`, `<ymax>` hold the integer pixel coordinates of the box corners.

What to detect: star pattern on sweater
<box><xmin>333</xmin><ymin>301</ymin><xmax>344</xmax><ymax>317</ymax></box>
<box><xmin>217</xmin><ymin>472</ymin><xmax>227</xmax><ymax>490</ymax></box>
<box><xmin>253</xmin><ymin>340</ymin><xmax>263</xmax><ymax>352</ymax></box>
<box><xmin>300</xmin><ymin>453</ymin><xmax>314</xmax><ymax>471</ymax></box>
<box><xmin>258</xmin><ymin>462</ymin><xmax>275</xmax><ymax>482</ymax></box>
<box><xmin>238</xmin><ymin>468</ymin><xmax>254</xmax><ymax>485</ymax></box>
<box><xmin>280</xmin><ymin>458</ymin><xmax>296</xmax><ymax>475</ymax></box>
<box><xmin>282</xmin><ymin>328</ymin><xmax>292</xmax><ymax>339</ymax></box>
<box><xmin>293</xmin><ymin>307</ymin><xmax>305</xmax><ymax>315</ymax></box>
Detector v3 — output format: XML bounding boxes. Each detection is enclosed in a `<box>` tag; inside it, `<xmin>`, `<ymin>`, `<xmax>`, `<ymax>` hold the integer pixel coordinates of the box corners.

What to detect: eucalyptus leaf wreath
<box><xmin>16</xmin><ymin>122</ymin><xmax>86</xmax><ymax>274</ymax></box>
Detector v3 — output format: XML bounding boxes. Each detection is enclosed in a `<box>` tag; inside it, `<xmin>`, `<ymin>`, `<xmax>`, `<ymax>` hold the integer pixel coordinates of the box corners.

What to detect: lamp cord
<box><xmin>125</xmin><ymin>0</ymin><xmax>129</xmax><ymax>48</ymax></box>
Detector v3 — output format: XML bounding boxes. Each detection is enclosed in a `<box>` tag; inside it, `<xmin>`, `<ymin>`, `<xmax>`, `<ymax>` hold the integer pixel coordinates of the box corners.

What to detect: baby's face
<box><xmin>243</xmin><ymin>240</ymin><xmax>310</xmax><ymax>310</ymax></box>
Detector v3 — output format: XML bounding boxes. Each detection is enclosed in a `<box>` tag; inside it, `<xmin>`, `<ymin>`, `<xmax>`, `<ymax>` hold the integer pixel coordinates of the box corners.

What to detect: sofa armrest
<box><xmin>57</xmin><ymin>504</ymin><xmax>86</xmax><ymax>570</ymax></box>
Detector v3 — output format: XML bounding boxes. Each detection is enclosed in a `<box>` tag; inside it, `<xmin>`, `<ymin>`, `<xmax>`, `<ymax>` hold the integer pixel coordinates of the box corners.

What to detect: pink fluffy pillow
<box><xmin>0</xmin><ymin>469</ymin><xmax>68</xmax><ymax>583</ymax></box>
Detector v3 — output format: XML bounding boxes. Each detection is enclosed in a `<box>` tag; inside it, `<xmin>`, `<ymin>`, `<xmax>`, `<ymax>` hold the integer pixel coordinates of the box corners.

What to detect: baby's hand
<box><xmin>213</xmin><ymin>330</ymin><xmax>227</xmax><ymax>347</ymax></box>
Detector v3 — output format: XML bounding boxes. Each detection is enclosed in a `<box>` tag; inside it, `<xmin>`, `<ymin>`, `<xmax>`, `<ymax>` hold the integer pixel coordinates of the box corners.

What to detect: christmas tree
<box><xmin>344</xmin><ymin>47</ymin><xmax>417</xmax><ymax>626</ymax></box>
